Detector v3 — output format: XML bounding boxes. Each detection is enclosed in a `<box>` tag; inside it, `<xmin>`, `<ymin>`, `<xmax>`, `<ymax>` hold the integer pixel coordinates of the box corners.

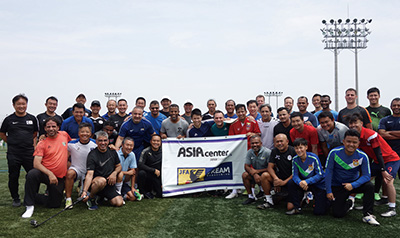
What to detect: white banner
<box><xmin>162</xmin><ymin>135</ymin><xmax>247</xmax><ymax>197</ymax></box>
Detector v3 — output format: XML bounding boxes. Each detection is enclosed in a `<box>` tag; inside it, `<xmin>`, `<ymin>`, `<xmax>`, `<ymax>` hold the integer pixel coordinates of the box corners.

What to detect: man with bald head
<box><xmin>102</xmin><ymin>100</ymin><xmax>117</xmax><ymax>121</ymax></box>
<box><xmin>257</xmin><ymin>133</ymin><xmax>296</xmax><ymax>210</ymax></box>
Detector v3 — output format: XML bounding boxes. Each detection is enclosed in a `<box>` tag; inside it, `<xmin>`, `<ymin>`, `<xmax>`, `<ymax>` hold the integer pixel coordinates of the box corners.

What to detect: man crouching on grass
<box><xmin>286</xmin><ymin>138</ymin><xmax>327</xmax><ymax>215</ymax></box>
<box><xmin>81</xmin><ymin>131</ymin><xmax>123</xmax><ymax>210</ymax></box>
<box><xmin>325</xmin><ymin>129</ymin><xmax>380</xmax><ymax>226</ymax></box>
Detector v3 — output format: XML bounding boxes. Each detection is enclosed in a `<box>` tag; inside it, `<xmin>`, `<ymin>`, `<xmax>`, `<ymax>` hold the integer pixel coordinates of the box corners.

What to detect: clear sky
<box><xmin>1</xmin><ymin>0</ymin><xmax>399</xmax><ymax>120</ymax></box>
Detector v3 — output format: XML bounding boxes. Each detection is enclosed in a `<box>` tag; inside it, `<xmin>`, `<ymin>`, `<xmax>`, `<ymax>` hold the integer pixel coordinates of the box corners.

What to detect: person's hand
<box><xmin>327</xmin><ymin>193</ymin><xmax>335</xmax><ymax>201</ymax></box>
<box><xmin>342</xmin><ymin>183</ymin><xmax>353</xmax><ymax>191</ymax></box>
<box><xmin>107</xmin><ymin>173</ymin><xmax>117</xmax><ymax>185</ymax></box>
<box><xmin>274</xmin><ymin>178</ymin><xmax>284</xmax><ymax>186</ymax></box>
<box><xmin>274</xmin><ymin>186</ymin><xmax>281</xmax><ymax>193</ymax></box>
<box><xmin>108</xmin><ymin>144</ymin><xmax>116</xmax><ymax>150</ymax></box>
<box><xmin>382</xmin><ymin>170</ymin><xmax>393</xmax><ymax>184</ymax></box>
<box><xmin>38</xmin><ymin>134</ymin><xmax>46</xmax><ymax>142</ymax></box>
<box><xmin>154</xmin><ymin>169</ymin><xmax>161</xmax><ymax>177</ymax></box>
<box><xmin>299</xmin><ymin>180</ymin><xmax>308</xmax><ymax>190</ymax></box>
<box><xmin>304</xmin><ymin>121</ymin><xmax>313</xmax><ymax>127</ymax></box>
<box><xmin>81</xmin><ymin>191</ymin><xmax>89</xmax><ymax>202</ymax></box>
<box><xmin>48</xmin><ymin>173</ymin><xmax>58</xmax><ymax>185</ymax></box>
<box><xmin>253</xmin><ymin>173</ymin><xmax>261</xmax><ymax>184</ymax></box>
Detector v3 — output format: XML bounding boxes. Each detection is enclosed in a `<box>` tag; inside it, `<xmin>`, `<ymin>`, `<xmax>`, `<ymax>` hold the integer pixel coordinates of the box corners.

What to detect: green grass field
<box><xmin>1</xmin><ymin>146</ymin><xmax>400</xmax><ymax>238</ymax></box>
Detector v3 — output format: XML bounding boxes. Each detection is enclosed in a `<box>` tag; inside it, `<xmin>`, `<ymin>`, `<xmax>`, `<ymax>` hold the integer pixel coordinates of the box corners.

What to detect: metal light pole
<box><xmin>264</xmin><ymin>91</ymin><xmax>283</xmax><ymax>112</ymax></box>
<box><xmin>321</xmin><ymin>18</ymin><xmax>371</xmax><ymax>109</ymax></box>
<box><xmin>104</xmin><ymin>92</ymin><xmax>122</xmax><ymax>101</ymax></box>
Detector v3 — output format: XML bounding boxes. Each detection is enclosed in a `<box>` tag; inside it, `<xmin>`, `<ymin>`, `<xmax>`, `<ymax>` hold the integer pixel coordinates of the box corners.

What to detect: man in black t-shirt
<box><xmin>36</xmin><ymin>96</ymin><xmax>63</xmax><ymax>136</ymax></box>
<box><xmin>257</xmin><ymin>133</ymin><xmax>296</xmax><ymax>209</ymax></box>
<box><xmin>138</xmin><ymin>134</ymin><xmax>163</xmax><ymax>199</ymax></box>
<box><xmin>0</xmin><ymin>94</ymin><xmax>39</xmax><ymax>207</ymax></box>
<box><xmin>109</xmin><ymin>99</ymin><xmax>129</xmax><ymax>132</ymax></box>
<box><xmin>338</xmin><ymin>88</ymin><xmax>372</xmax><ymax>128</ymax></box>
<box><xmin>81</xmin><ymin>131</ymin><xmax>123</xmax><ymax>210</ymax></box>
<box><xmin>273</xmin><ymin>107</ymin><xmax>293</xmax><ymax>145</ymax></box>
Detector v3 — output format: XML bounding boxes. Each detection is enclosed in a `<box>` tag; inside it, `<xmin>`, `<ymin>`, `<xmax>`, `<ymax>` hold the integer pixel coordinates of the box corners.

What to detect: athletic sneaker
<box><xmin>355</xmin><ymin>193</ymin><xmax>364</xmax><ymax>200</ymax></box>
<box><xmin>225</xmin><ymin>191</ymin><xmax>238</xmax><ymax>199</ymax></box>
<box><xmin>362</xmin><ymin>214</ymin><xmax>380</xmax><ymax>226</ymax></box>
<box><xmin>346</xmin><ymin>198</ymin><xmax>354</xmax><ymax>213</ymax></box>
<box><xmin>374</xmin><ymin>197</ymin><xmax>388</xmax><ymax>206</ymax></box>
<box><xmin>12</xmin><ymin>199</ymin><xmax>21</xmax><ymax>207</ymax></box>
<box><xmin>374</xmin><ymin>193</ymin><xmax>381</xmax><ymax>201</ymax></box>
<box><xmin>381</xmin><ymin>208</ymin><xmax>397</xmax><ymax>217</ymax></box>
<box><xmin>134</xmin><ymin>190</ymin><xmax>143</xmax><ymax>201</ymax></box>
<box><xmin>86</xmin><ymin>198</ymin><xmax>98</xmax><ymax>210</ymax></box>
<box><xmin>242</xmin><ymin>198</ymin><xmax>256</xmax><ymax>205</ymax></box>
<box><xmin>256</xmin><ymin>191</ymin><xmax>264</xmax><ymax>199</ymax></box>
<box><xmin>257</xmin><ymin>201</ymin><xmax>274</xmax><ymax>210</ymax></box>
<box><xmin>286</xmin><ymin>209</ymin><xmax>301</xmax><ymax>215</ymax></box>
<box><xmin>65</xmin><ymin>199</ymin><xmax>73</xmax><ymax>209</ymax></box>
<box><xmin>355</xmin><ymin>205</ymin><xmax>363</xmax><ymax>210</ymax></box>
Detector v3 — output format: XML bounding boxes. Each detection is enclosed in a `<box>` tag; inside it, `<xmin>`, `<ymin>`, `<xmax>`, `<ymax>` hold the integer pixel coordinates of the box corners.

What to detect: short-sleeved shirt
<box><xmin>366</xmin><ymin>105</ymin><xmax>392</xmax><ymax>132</ymax></box>
<box><xmin>359</xmin><ymin>127</ymin><xmax>400</xmax><ymax>164</ymax></box>
<box><xmin>269</xmin><ymin>146</ymin><xmax>296</xmax><ymax>180</ymax></box>
<box><xmin>109</xmin><ymin>113</ymin><xmax>130</xmax><ymax>133</ymax></box>
<box><xmin>301</xmin><ymin>111</ymin><xmax>318</xmax><ymax>127</ymax></box>
<box><xmin>0</xmin><ymin>112</ymin><xmax>39</xmax><ymax>155</ymax></box>
<box><xmin>338</xmin><ymin>106</ymin><xmax>372</xmax><ymax>127</ymax></box>
<box><xmin>119</xmin><ymin>119</ymin><xmax>155</xmax><ymax>159</ymax></box>
<box><xmin>290</xmin><ymin>124</ymin><xmax>319</xmax><ymax>152</ymax></box>
<box><xmin>181</xmin><ymin>114</ymin><xmax>192</xmax><ymax>124</ymax></box>
<box><xmin>90</xmin><ymin>116</ymin><xmax>106</xmax><ymax>133</ymax></box>
<box><xmin>379</xmin><ymin>115</ymin><xmax>400</xmax><ymax>155</ymax></box>
<box><xmin>245</xmin><ymin>146</ymin><xmax>271</xmax><ymax>170</ymax></box>
<box><xmin>87</xmin><ymin>148</ymin><xmax>120</xmax><ymax>178</ymax></box>
<box><xmin>247</xmin><ymin>112</ymin><xmax>262</xmax><ymax>121</ymax></box>
<box><xmin>211</xmin><ymin>122</ymin><xmax>230</xmax><ymax>136</ymax></box>
<box><xmin>314</xmin><ymin>109</ymin><xmax>339</xmax><ymax>121</ymax></box>
<box><xmin>145</xmin><ymin>113</ymin><xmax>167</xmax><ymax>135</ymax></box>
<box><xmin>317</xmin><ymin>121</ymin><xmax>348</xmax><ymax>150</ymax></box>
<box><xmin>34</xmin><ymin>131</ymin><xmax>71</xmax><ymax>178</ymax></box>
<box><xmin>257</xmin><ymin>118</ymin><xmax>280</xmax><ymax>149</ymax></box>
<box><xmin>273</xmin><ymin>122</ymin><xmax>293</xmax><ymax>146</ymax></box>
<box><xmin>187</xmin><ymin>120</ymin><xmax>214</xmax><ymax>137</ymax></box>
<box><xmin>68</xmin><ymin>138</ymin><xmax>97</xmax><ymax>174</ymax></box>
<box><xmin>36</xmin><ymin>112</ymin><xmax>63</xmax><ymax>136</ymax></box>
<box><xmin>117</xmin><ymin>149</ymin><xmax>137</xmax><ymax>172</ymax></box>
<box><xmin>61</xmin><ymin>116</ymin><xmax>95</xmax><ymax>139</ymax></box>
<box><xmin>229</xmin><ymin>118</ymin><xmax>261</xmax><ymax>149</ymax></box>
<box><xmin>224</xmin><ymin>113</ymin><xmax>238</xmax><ymax>119</ymax></box>
<box><xmin>160</xmin><ymin>119</ymin><xmax>188</xmax><ymax>138</ymax></box>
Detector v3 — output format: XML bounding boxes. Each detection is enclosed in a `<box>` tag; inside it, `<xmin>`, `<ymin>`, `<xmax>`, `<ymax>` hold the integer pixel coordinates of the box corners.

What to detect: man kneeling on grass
<box><xmin>115</xmin><ymin>137</ymin><xmax>143</xmax><ymax>201</ymax></box>
<box><xmin>325</xmin><ymin>129</ymin><xmax>380</xmax><ymax>226</ymax></box>
<box><xmin>81</xmin><ymin>131</ymin><xmax>123</xmax><ymax>210</ymax></box>
<box><xmin>22</xmin><ymin>117</ymin><xmax>71</xmax><ymax>218</ymax></box>
<box><xmin>242</xmin><ymin>135</ymin><xmax>271</xmax><ymax>205</ymax></box>
<box><xmin>286</xmin><ymin>138</ymin><xmax>327</xmax><ymax>215</ymax></box>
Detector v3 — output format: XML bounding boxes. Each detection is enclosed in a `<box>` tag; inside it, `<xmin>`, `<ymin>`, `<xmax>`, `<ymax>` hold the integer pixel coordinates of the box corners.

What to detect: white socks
<box><xmin>116</xmin><ymin>182</ymin><xmax>123</xmax><ymax>194</ymax></box>
<box><xmin>22</xmin><ymin>206</ymin><xmax>34</xmax><ymax>218</ymax></box>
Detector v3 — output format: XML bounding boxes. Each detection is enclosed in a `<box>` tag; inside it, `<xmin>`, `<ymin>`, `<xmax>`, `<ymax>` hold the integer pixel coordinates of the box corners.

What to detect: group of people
<box><xmin>0</xmin><ymin>87</ymin><xmax>399</xmax><ymax>226</ymax></box>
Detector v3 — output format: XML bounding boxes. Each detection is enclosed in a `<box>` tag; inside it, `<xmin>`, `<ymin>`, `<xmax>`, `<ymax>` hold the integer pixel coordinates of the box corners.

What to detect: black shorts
<box><xmin>97</xmin><ymin>184</ymin><xmax>120</xmax><ymax>200</ymax></box>
<box><xmin>249</xmin><ymin>172</ymin><xmax>264</xmax><ymax>184</ymax></box>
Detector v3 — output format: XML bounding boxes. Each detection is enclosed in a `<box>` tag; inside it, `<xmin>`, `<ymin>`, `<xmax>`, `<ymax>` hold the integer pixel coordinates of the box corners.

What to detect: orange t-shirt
<box><xmin>34</xmin><ymin>131</ymin><xmax>71</xmax><ymax>178</ymax></box>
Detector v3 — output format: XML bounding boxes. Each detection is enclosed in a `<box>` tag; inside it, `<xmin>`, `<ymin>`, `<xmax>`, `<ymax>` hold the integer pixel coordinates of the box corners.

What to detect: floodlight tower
<box><xmin>104</xmin><ymin>92</ymin><xmax>122</xmax><ymax>101</ymax></box>
<box><xmin>264</xmin><ymin>91</ymin><xmax>283</xmax><ymax>111</ymax></box>
<box><xmin>321</xmin><ymin>18</ymin><xmax>372</xmax><ymax>109</ymax></box>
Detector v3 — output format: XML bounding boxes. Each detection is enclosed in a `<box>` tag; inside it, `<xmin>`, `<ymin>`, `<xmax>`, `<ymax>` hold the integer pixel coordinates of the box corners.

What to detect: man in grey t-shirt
<box><xmin>317</xmin><ymin>111</ymin><xmax>348</xmax><ymax>158</ymax></box>
<box><xmin>160</xmin><ymin>104</ymin><xmax>188</xmax><ymax>139</ymax></box>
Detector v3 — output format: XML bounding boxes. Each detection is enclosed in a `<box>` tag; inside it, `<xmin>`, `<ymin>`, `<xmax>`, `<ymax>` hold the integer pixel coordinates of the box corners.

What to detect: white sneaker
<box><xmin>22</xmin><ymin>206</ymin><xmax>34</xmax><ymax>218</ymax></box>
<box><xmin>225</xmin><ymin>191</ymin><xmax>238</xmax><ymax>199</ymax></box>
<box><xmin>362</xmin><ymin>214</ymin><xmax>380</xmax><ymax>226</ymax></box>
<box><xmin>381</xmin><ymin>208</ymin><xmax>397</xmax><ymax>217</ymax></box>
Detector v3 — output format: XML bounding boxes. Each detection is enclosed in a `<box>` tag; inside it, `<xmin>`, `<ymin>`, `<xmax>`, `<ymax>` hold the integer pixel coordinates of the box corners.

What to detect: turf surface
<box><xmin>1</xmin><ymin>147</ymin><xmax>400</xmax><ymax>237</ymax></box>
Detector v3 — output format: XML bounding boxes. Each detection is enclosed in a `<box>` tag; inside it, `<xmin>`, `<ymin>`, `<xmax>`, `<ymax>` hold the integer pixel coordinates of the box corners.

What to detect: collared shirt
<box><xmin>245</xmin><ymin>146</ymin><xmax>271</xmax><ymax>170</ymax></box>
<box><xmin>317</xmin><ymin>121</ymin><xmax>348</xmax><ymax>150</ymax></box>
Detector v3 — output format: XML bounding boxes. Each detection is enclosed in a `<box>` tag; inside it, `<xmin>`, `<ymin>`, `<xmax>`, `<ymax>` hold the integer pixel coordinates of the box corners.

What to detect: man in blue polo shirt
<box><xmin>145</xmin><ymin>100</ymin><xmax>167</xmax><ymax>135</ymax></box>
<box><xmin>115</xmin><ymin>107</ymin><xmax>155</xmax><ymax>160</ymax></box>
<box><xmin>61</xmin><ymin>103</ymin><xmax>94</xmax><ymax>139</ymax></box>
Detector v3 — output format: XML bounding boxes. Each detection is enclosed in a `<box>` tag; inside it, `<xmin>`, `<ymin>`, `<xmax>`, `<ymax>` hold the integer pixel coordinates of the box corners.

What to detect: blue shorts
<box><xmin>371</xmin><ymin>160</ymin><xmax>400</xmax><ymax>178</ymax></box>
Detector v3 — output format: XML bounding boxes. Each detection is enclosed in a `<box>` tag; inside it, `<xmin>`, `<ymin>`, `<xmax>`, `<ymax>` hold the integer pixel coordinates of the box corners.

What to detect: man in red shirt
<box><xmin>348</xmin><ymin>113</ymin><xmax>400</xmax><ymax>217</ymax></box>
<box><xmin>226</xmin><ymin>104</ymin><xmax>261</xmax><ymax>199</ymax></box>
<box><xmin>289</xmin><ymin>112</ymin><xmax>318</xmax><ymax>155</ymax></box>
<box><xmin>228</xmin><ymin>104</ymin><xmax>261</xmax><ymax>149</ymax></box>
<box><xmin>22</xmin><ymin>117</ymin><xmax>71</xmax><ymax>218</ymax></box>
